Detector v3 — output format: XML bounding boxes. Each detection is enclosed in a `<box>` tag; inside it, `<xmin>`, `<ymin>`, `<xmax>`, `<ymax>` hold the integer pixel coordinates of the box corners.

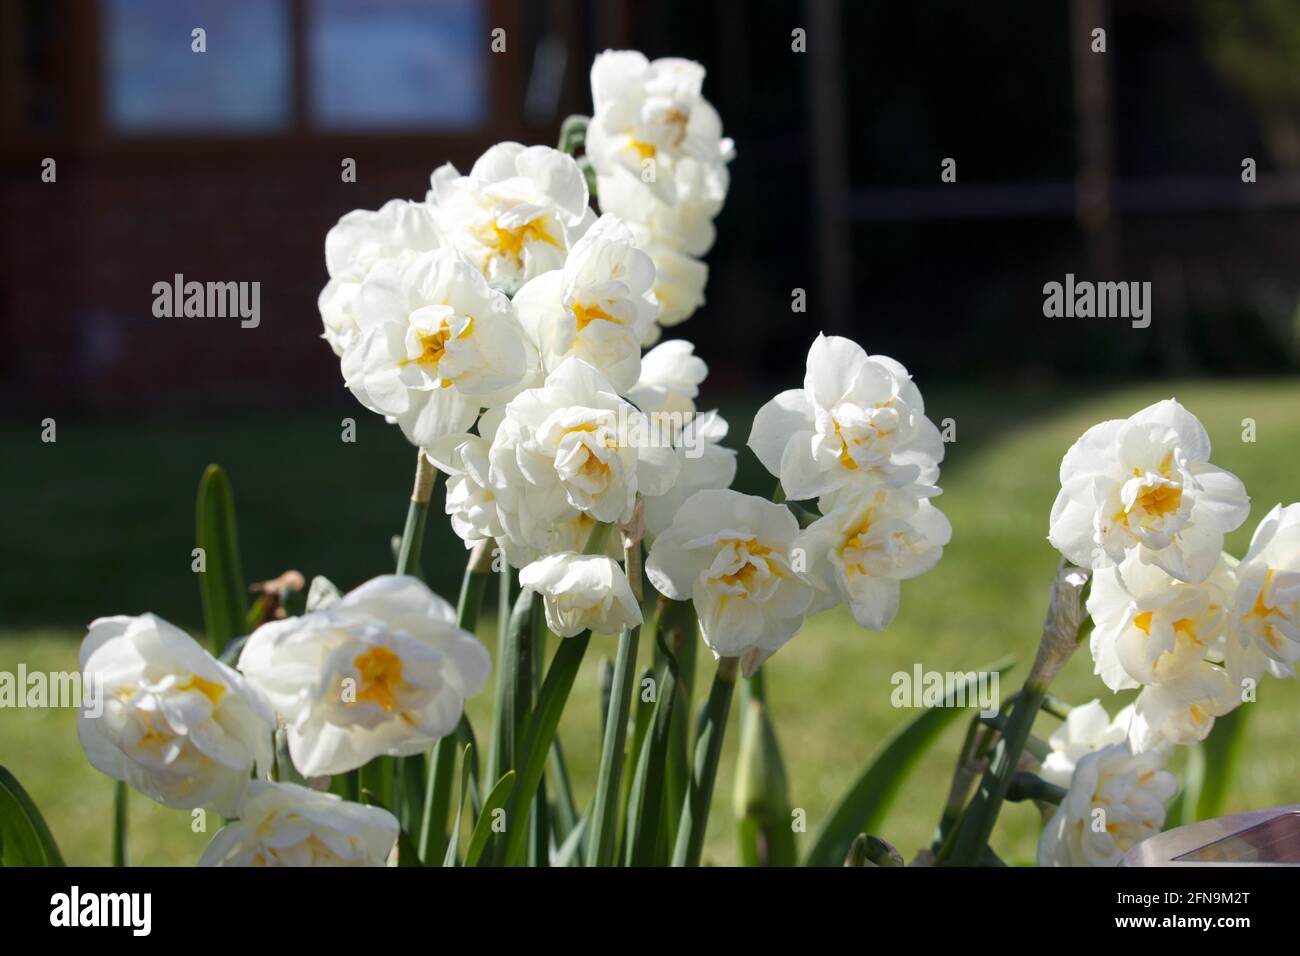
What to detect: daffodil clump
<box><xmin>58</xmin><ymin>49</ymin><xmax>1297</xmax><ymax>870</ymax></box>
<box><xmin>1031</xmin><ymin>400</ymin><xmax>1298</xmax><ymax>866</ymax></box>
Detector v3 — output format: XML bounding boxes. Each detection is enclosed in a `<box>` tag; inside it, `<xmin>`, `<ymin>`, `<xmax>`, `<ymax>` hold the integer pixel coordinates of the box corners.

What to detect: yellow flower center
<box><xmin>1132</xmin><ymin>611</ymin><xmax>1200</xmax><ymax>645</ymax></box>
<box><xmin>353</xmin><ymin>646</ymin><xmax>404</xmax><ymax>712</ymax></box>
<box><xmin>178</xmin><ymin>673</ymin><xmax>226</xmax><ymax>706</ymax></box>
<box><xmin>717</xmin><ymin>540</ymin><xmax>778</xmax><ymax>594</ymax></box>
<box><xmin>480</xmin><ymin>217</ymin><xmax>560</xmax><ymax>266</ymax></box>
<box><xmin>403</xmin><ymin>316</ymin><xmax>473</xmax><ymax>386</ymax></box>
<box><xmin>1246</xmin><ymin>569</ymin><xmax>1276</xmax><ymax>620</ymax></box>
<box><xmin>573</xmin><ymin>301</ymin><xmax>619</xmax><ymax>332</ymax></box>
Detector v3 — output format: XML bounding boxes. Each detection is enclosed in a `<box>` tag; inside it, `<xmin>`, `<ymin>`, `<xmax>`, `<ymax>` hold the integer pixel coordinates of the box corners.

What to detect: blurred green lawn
<box><xmin>2</xmin><ymin>379</ymin><xmax>1297</xmax><ymax>865</ymax></box>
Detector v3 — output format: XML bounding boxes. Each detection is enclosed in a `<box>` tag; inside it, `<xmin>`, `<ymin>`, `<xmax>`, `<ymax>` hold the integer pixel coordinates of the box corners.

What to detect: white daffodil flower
<box><xmin>341</xmin><ymin>249</ymin><xmax>527</xmax><ymax>449</ymax></box>
<box><xmin>1231</xmin><ymin>502</ymin><xmax>1300</xmax><ymax>671</ymax></box>
<box><xmin>634</xmin><ymin>235</ymin><xmax>708</xmax><ymax>342</ymax></box>
<box><xmin>1086</xmin><ymin>551</ymin><xmax>1234</xmax><ymax>691</ymax></box>
<box><xmin>1039</xmin><ymin>700</ymin><xmax>1136</xmax><ymax>788</ymax></box>
<box><xmin>643</xmin><ymin>410</ymin><xmax>738</xmax><ymax>541</ymax></box>
<box><xmin>78</xmin><ymin>614</ymin><xmax>274</xmax><ymax>816</ymax></box>
<box><xmin>748</xmin><ymin>334</ymin><xmax>944</xmax><ymax>504</ymax></box>
<box><xmin>645</xmin><ymin>489</ymin><xmax>813</xmax><ymax>675</ymax></box>
<box><xmin>428</xmin><ymin>142</ymin><xmax>595</xmax><ymax>296</ymax></box>
<box><xmin>424</xmin><ymin>409</ymin><xmax>507</xmax><ymax>552</ymax></box>
<box><xmin>512</xmin><ymin>214</ymin><xmax>657</xmax><ymax>393</ymax></box>
<box><xmin>794</xmin><ymin>482</ymin><xmax>951</xmax><ymax>631</ymax></box>
<box><xmin>237</xmin><ymin>575</ymin><xmax>491</xmax><ymax>778</ymax></box>
<box><xmin>1129</xmin><ymin>661</ymin><xmax>1240</xmax><ymax>749</ymax></box>
<box><xmin>1037</xmin><ymin>741</ymin><xmax>1177</xmax><ymax>867</ymax></box>
<box><xmin>198</xmin><ymin>781</ymin><xmax>398</xmax><ymax>867</ymax></box>
<box><xmin>628</xmin><ymin>339</ymin><xmax>708</xmax><ymax>417</ymax></box>
<box><xmin>587</xmin><ymin>50</ymin><xmax>734</xmax><ymax>208</ymax></box>
<box><xmin>488</xmin><ymin>358</ymin><xmax>678</xmax><ymax>564</ymax></box>
<box><xmin>1048</xmin><ymin>399</ymin><xmax>1249</xmax><ymax>584</ymax></box>
<box><xmin>519</xmin><ymin>552</ymin><xmax>643</xmax><ymax>638</ymax></box>
<box><xmin>318</xmin><ymin>199</ymin><xmax>441</xmax><ymax>356</ymax></box>
<box><xmin>600</xmin><ymin>157</ymin><xmax>728</xmax><ymax>258</ymax></box>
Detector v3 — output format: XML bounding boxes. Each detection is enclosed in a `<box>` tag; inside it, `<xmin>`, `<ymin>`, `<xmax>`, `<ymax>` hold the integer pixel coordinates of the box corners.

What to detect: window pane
<box><xmin>102</xmin><ymin>0</ymin><xmax>292</xmax><ymax>133</ymax></box>
<box><xmin>308</xmin><ymin>0</ymin><xmax>487</xmax><ymax>130</ymax></box>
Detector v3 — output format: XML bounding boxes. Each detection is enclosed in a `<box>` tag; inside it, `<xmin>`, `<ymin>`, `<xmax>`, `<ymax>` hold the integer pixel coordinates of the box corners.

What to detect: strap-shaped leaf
<box><xmin>195</xmin><ymin>464</ymin><xmax>248</xmax><ymax>656</ymax></box>
<box><xmin>804</xmin><ymin>661</ymin><xmax>1015</xmax><ymax>867</ymax></box>
<box><xmin>465</xmin><ymin>771</ymin><xmax>516</xmax><ymax>867</ymax></box>
<box><xmin>0</xmin><ymin>766</ymin><xmax>64</xmax><ymax>867</ymax></box>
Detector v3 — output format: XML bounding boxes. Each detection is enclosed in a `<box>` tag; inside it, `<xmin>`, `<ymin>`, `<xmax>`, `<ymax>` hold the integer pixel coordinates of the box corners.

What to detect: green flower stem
<box><xmin>558</xmin><ymin>114</ymin><xmax>590</xmax><ymax>155</ymax></box>
<box><xmin>487</xmin><ymin>565</ymin><xmax>520</xmax><ymax>786</ymax></box>
<box><xmin>395</xmin><ymin>450</ymin><xmax>436</xmax><ymax>578</ymax></box>
<box><xmin>942</xmin><ymin>680</ymin><xmax>1046</xmax><ymax>866</ymax></box>
<box><xmin>112</xmin><ymin>781</ymin><xmax>128</xmax><ymax>867</ymax></box>
<box><xmin>489</xmin><ymin>585</ymin><xmax>536</xmax><ymax>790</ymax></box>
<box><xmin>660</xmin><ymin>598</ymin><xmax>699</xmax><ymax>854</ymax></box>
<box><xmin>942</xmin><ymin>563</ymin><xmax>1087</xmax><ymax>866</ymax></box>
<box><xmin>672</xmin><ymin>655</ymin><xmax>739</xmax><ymax>866</ymax></box>
<box><xmin>500</xmin><ymin>631</ymin><xmax>592</xmax><ymax>865</ymax></box>
<box><xmin>586</xmin><ymin>623</ymin><xmax>640</xmax><ymax>866</ymax></box>
<box><xmin>391</xmin><ymin>451</ymin><xmax>437</xmax><ymax>826</ymax></box>
<box><xmin>420</xmin><ymin>541</ymin><xmax>492</xmax><ymax>862</ymax></box>
<box><xmin>734</xmin><ymin>673</ymin><xmax>795</xmax><ymax>867</ymax></box>
<box><xmin>1005</xmin><ymin>771</ymin><xmax>1067</xmax><ymax>806</ymax></box>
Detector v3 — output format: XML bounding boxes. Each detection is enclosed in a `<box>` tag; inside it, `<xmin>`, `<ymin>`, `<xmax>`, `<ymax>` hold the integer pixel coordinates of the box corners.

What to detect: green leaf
<box><xmin>624</xmin><ymin>655</ymin><xmax>679</xmax><ymax>866</ymax></box>
<box><xmin>733</xmin><ymin>689</ymin><xmax>796</xmax><ymax>867</ymax></box>
<box><xmin>443</xmin><ymin>745</ymin><xmax>474</xmax><ymax>867</ymax></box>
<box><xmin>804</xmin><ymin>661</ymin><xmax>1015</xmax><ymax>867</ymax></box>
<box><xmin>587</xmin><ymin>625</ymin><xmax>640</xmax><ymax>866</ymax></box>
<box><xmin>396</xmin><ymin>827</ymin><xmax>424</xmax><ymax>867</ymax></box>
<box><xmin>1196</xmin><ymin>705</ymin><xmax>1250</xmax><ymax>820</ymax></box>
<box><xmin>0</xmin><ymin>766</ymin><xmax>64</xmax><ymax>867</ymax></box>
<box><xmin>553</xmin><ymin>814</ymin><xmax>589</xmax><ymax>867</ymax></box>
<box><xmin>420</xmin><ymin>734</ymin><xmax>457</xmax><ymax>863</ymax></box>
<box><xmin>195</xmin><ymin>464</ymin><xmax>249</xmax><ymax>656</ymax></box>
<box><xmin>548</xmin><ymin>737</ymin><xmax>581</xmax><ymax>845</ymax></box>
<box><xmin>1170</xmin><ymin>704</ymin><xmax>1248</xmax><ymax>827</ymax></box>
<box><xmin>658</xmin><ymin>599</ymin><xmax>698</xmax><ymax>854</ymax></box>
<box><xmin>487</xmin><ymin>572</ymin><xmax>526</xmax><ymax>786</ymax></box>
<box><xmin>465</xmin><ymin>771</ymin><xmax>516</xmax><ymax>867</ymax></box>
<box><xmin>671</xmin><ymin>658</ymin><xmax>739</xmax><ymax>866</ymax></box>
<box><xmin>500</xmin><ymin>632</ymin><xmax>592</xmax><ymax>866</ymax></box>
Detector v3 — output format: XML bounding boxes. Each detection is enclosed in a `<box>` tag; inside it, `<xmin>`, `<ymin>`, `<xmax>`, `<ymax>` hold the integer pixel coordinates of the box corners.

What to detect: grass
<box><xmin>2</xmin><ymin>378</ymin><xmax>1298</xmax><ymax>865</ymax></box>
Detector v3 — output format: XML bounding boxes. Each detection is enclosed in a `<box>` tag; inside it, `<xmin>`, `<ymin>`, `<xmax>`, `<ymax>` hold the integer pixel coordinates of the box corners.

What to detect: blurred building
<box><xmin>2</xmin><ymin>0</ymin><xmax>1298</xmax><ymax>414</ymax></box>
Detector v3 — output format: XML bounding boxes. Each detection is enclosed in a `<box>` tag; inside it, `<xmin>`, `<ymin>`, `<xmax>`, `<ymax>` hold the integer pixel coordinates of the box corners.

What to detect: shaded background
<box><xmin>5</xmin><ymin>0</ymin><xmax>1300</xmax><ymax>418</ymax></box>
<box><xmin>1</xmin><ymin>0</ymin><xmax>1298</xmax><ymax>866</ymax></box>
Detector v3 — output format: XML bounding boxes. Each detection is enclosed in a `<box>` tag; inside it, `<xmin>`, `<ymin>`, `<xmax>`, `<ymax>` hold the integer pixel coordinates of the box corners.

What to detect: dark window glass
<box><xmin>307</xmin><ymin>0</ymin><xmax>487</xmax><ymax>131</ymax></box>
<box><xmin>102</xmin><ymin>0</ymin><xmax>292</xmax><ymax>132</ymax></box>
